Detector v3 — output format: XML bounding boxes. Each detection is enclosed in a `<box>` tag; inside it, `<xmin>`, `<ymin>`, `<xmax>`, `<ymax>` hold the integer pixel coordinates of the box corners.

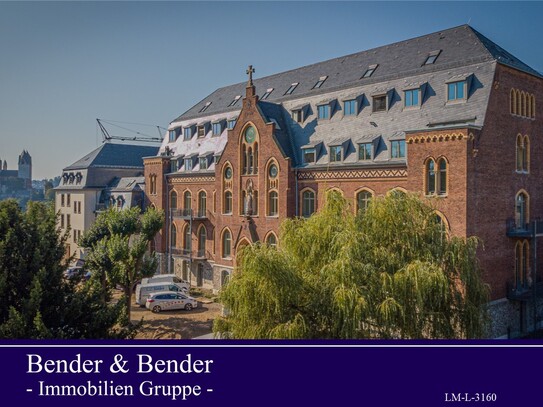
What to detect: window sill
<box><xmin>266</xmin><ymin>215</ymin><xmax>279</xmax><ymax>219</ymax></box>
<box><xmin>425</xmin><ymin>193</ymin><xmax>448</xmax><ymax>198</ymax></box>
<box><xmin>515</xmin><ymin>170</ymin><xmax>529</xmax><ymax>175</ymax></box>
<box><xmin>403</xmin><ymin>105</ymin><xmax>421</xmax><ymax>111</ymax></box>
<box><xmin>445</xmin><ymin>99</ymin><xmax>467</xmax><ymax>105</ymax></box>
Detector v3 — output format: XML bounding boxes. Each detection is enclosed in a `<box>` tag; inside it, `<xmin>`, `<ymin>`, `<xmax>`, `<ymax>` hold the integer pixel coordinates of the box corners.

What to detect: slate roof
<box><xmin>161</xmin><ymin>25</ymin><xmax>541</xmax><ymax>170</ymax></box>
<box><xmin>107</xmin><ymin>176</ymin><xmax>145</xmax><ymax>192</ymax></box>
<box><xmin>64</xmin><ymin>143</ymin><xmax>159</xmax><ymax>170</ymax></box>
<box><xmin>174</xmin><ymin>25</ymin><xmax>540</xmax><ymax>122</ymax></box>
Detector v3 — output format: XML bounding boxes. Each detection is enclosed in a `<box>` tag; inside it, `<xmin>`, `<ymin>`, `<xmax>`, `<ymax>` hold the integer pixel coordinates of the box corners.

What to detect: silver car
<box><xmin>145</xmin><ymin>291</ymin><xmax>198</xmax><ymax>313</ymax></box>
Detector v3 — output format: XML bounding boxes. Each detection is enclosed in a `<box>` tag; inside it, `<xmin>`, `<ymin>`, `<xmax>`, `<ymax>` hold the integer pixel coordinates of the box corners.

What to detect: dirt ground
<box><xmin>129</xmin><ymin>293</ymin><xmax>222</xmax><ymax>340</ymax></box>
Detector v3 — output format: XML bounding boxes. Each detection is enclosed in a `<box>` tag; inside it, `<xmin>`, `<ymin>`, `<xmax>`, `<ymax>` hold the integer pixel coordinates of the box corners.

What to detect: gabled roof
<box><xmin>64</xmin><ymin>143</ymin><xmax>159</xmax><ymax>171</ymax></box>
<box><xmin>175</xmin><ymin>25</ymin><xmax>540</xmax><ymax>122</ymax></box>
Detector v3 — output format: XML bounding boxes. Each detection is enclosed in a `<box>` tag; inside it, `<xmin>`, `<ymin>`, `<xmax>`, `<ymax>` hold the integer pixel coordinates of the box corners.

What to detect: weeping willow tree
<box><xmin>214</xmin><ymin>191</ymin><xmax>489</xmax><ymax>339</ymax></box>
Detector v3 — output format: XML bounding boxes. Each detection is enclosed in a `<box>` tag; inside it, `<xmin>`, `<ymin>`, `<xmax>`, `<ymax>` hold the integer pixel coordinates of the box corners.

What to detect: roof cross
<box><xmin>246</xmin><ymin>65</ymin><xmax>255</xmax><ymax>86</ymax></box>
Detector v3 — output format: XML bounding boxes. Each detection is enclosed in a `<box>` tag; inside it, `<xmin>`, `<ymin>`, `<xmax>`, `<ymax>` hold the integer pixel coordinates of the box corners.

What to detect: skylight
<box><xmin>312</xmin><ymin>76</ymin><xmax>328</xmax><ymax>89</ymax></box>
<box><xmin>261</xmin><ymin>88</ymin><xmax>274</xmax><ymax>100</ymax></box>
<box><xmin>424</xmin><ymin>50</ymin><xmax>441</xmax><ymax>65</ymax></box>
<box><xmin>199</xmin><ymin>101</ymin><xmax>212</xmax><ymax>113</ymax></box>
<box><xmin>228</xmin><ymin>96</ymin><xmax>241</xmax><ymax>107</ymax></box>
<box><xmin>284</xmin><ymin>83</ymin><xmax>299</xmax><ymax>95</ymax></box>
<box><xmin>362</xmin><ymin>64</ymin><xmax>378</xmax><ymax>79</ymax></box>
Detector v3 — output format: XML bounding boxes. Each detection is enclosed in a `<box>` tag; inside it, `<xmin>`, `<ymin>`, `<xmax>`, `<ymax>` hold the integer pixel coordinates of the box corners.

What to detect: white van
<box><xmin>135</xmin><ymin>282</ymin><xmax>189</xmax><ymax>306</ymax></box>
<box><xmin>141</xmin><ymin>274</ymin><xmax>189</xmax><ymax>287</ymax></box>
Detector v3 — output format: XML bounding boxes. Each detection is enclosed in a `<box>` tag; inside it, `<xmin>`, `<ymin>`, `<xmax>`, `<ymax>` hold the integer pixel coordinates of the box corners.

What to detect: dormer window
<box><xmin>358</xmin><ymin>143</ymin><xmax>372</xmax><ymax>161</ymax></box>
<box><xmin>423</xmin><ymin>50</ymin><xmax>441</xmax><ymax>65</ymax></box>
<box><xmin>197</xmin><ymin>125</ymin><xmax>206</xmax><ymax>138</ymax></box>
<box><xmin>292</xmin><ymin>109</ymin><xmax>303</xmax><ymax>123</ymax></box>
<box><xmin>303</xmin><ymin>148</ymin><xmax>316</xmax><ymax>164</ymax></box>
<box><xmin>284</xmin><ymin>83</ymin><xmax>299</xmax><ymax>95</ymax></box>
<box><xmin>372</xmin><ymin>95</ymin><xmax>387</xmax><ymax>112</ymax></box>
<box><xmin>261</xmin><ymin>88</ymin><xmax>274</xmax><ymax>100</ymax></box>
<box><xmin>447</xmin><ymin>80</ymin><xmax>466</xmax><ymax>102</ymax></box>
<box><xmin>227</xmin><ymin>118</ymin><xmax>237</xmax><ymax>129</ymax></box>
<box><xmin>228</xmin><ymin>95</ymin><xmax>241</xmax><ymax>107</ymax></box>
<box><xmin>391</xmin><ymin>140</ymin><xmax>406</xmax><ymax>159</ymax></box>
<box><xmin>185</xmin><ymin>158</ymin><xmax>193</xmax><ymax>171</ymax></box>
<box><xmin>199</xmin><ymin>101</ymin><xmax>212</xmax><ymax>113</ymax></box>
<box><xmin>329</xmin><ymin>145</ymin><xmax>342</xmax><ymax>162</ymax></box>
<box><xmin>212</xmin><ymin>122</ymin><xmax>222</xmax><ymax>136</ymax></box>
<box><xmin>313</xmin><ymin>76</ymin><xmax>328</xmax><ymax>89</ymax></box>
<box><xmin>404</xmin><ymin>88</ymin><xmax>421</xmax><ymax>107</ymax></box>
<box><xmin>317</xmin><ymin>104</ymin><xmax>331</xmax><ymax>120</ymax></box>
<box><xmin>183</xmin><ymin>127</ymin><xmax>193</xmax><ymax>140</ymax></box>
<box><xmin>362</xmin><ymin>64</ymin><xmax>378</xmax><ymax>79</ymax></box>
<box><xmin>344</xmin><ymin>99</ymin><xmax>357</xmax><ymax>116</ymax></box>
<box><xmin>169</xmin><ymin>128</ymin><xmax>180</xmax><ymax>142</ymax></box>
<box><xmin>199</xmin><ymin>156</ymin><xmax>208</xmax><ymax>170</ymax></box>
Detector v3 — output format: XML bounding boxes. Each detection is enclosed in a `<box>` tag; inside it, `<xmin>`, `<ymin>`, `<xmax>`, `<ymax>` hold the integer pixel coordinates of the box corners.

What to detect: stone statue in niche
<box><xmin>244</xmin><ymin>179</ymin><xmax>254</xmax><ymax>216</ymax></box>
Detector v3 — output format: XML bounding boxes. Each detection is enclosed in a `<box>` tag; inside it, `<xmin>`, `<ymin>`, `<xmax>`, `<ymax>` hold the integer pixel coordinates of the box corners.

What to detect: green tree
<box><xmin>214</xmin><ymin>191</ymin><xmax>489</xmax><ymax>339</ymax></box>
<box><xmin>79</xmin><ymin>207</ymin><xmax>164</xmax><ymax>322</ymax></box>
<box><xmin>0</xmin><ymin>199</ymin><xmax>131</xmax><ymax>338</ymax></box>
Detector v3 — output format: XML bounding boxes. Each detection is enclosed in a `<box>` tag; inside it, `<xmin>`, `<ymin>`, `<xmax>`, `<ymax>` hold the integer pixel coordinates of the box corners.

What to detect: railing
<box><xmin>95</xmin><ymin>203</ymin><xmax>107</xmax><ymax>212</ymax></box>
<box><xmin>505</xmin><ymin>218</ymin><xmax>543</xmax><ymax>238</ymax></box>
<box><xmin>171</xmin><ymin>208</ymin><xmax>209</xmax><ymax>220</ymax></box>
<box><xmin>506</xmin><ymin>280</ymin><xmax>543</xmax><ymax>302</ymax></box>
<box><xmin>170</xmin><ymin>247</ymin><xmax>191</xmax><ymax>257</ymax></box>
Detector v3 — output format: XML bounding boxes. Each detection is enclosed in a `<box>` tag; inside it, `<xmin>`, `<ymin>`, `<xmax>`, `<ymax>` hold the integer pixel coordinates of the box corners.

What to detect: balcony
<box><xmin>171</xmin><ymin>247</ymin><xmax>191</xmax><ymax>257</ymax></box>
<box><xmin>171</xmin><ymin>209</ymin><xmax>209</xmax><ymax>220</ymax></box>
<box><xmin>95</xmin><ymin>203</ymin><xmax>107</xmax><ymax>213</ymax></box>
<box><xmin>505</xmin><ymin>218</ymin><xmax>543</xmax><ymax>238</ymax></box>
<box><xmin>506</xmin><ymin>280</ymin><xmax>543</xmax><ymax>302</ymax></box>
<box><xmin>194</xmin><ymin>249</ymin><xmax>211</xmax><ymax>259</ymax></box>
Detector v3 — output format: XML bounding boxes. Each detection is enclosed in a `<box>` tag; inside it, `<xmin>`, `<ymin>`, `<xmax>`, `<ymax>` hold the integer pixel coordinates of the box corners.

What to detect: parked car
<box><xmin>63</xmin><ymin>266</ymin><xmax>84</xmax><ymax>279</ymax></box>
<box><xmin>135</xmin><ymin>282</ymin><xmax>188</xmax><ymax>306</ymax></box>
<box><xmin>145</xmin><ymin>291</ymin><xmax>198</xmax><ymax>313</ymax></box>
<box><xmin>141</xmin><ymin>274</ymin><xmax>189</xmax><ymax>288</ymax></box>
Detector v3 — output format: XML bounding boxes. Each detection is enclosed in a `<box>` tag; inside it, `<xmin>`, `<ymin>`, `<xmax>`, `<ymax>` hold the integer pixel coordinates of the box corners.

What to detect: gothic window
<box><xmin>183</xmin><ymin>225</ymin><xmax>191</xmax><ymax>252</ymax></box>
<box><xmin>198</xmin><ymin>226</ymin><xmax>207</xmax><ymax>257</ymax></box>
<box><xmin>301</xmin><ymin>189</ymin><xmax>315</xmax><ymax>218</ymax></box>
<box><xmin>268</xmin><ymin>191</ymin><xmax>278</xmax><ymax>216</ymax></box>
<box><xmin>170</xmin><ymin>191</ymin><xmax>177</xmax><ymax>210</ymax></box>
<box><xmin>515</xmin><ymin>191</ymin><xmax>529</xmax><ymax>229</ymax></box>
<box><xmin>241</xmin><ymin>125</ymin><xmax>258</xmax><ymax>175</ymax></box>
<box><xmin>516</xmin><ymin>134</ymin><xmax>530</xmax><ymax>173</ymax></box>
<box><xmin>356</xmin><ymin>190</ymin><xmax>373</xmax><ymax>214</ymax></box>
<box><xmin>426</xmin><ymin>159</ymin><xmax>436</xmax><ymax>195</ymax></box>
<box><xmin>425</xmin><ymin>157</ymin><xmax>447</xmax><ymax>196</ymax></box>
<box><xmin>266</xmin><ymin>233</ymin><xmax>277</xmax><ymax>248</ymax></box>
<box><xmin>438</xmin><ymin>158</ymin><xmax>447</xmax><ymax>195</ymax></box>
<box><xmin>198</xmin><ymin>191</ymin><xmax>207</xmax><ymax>217</ymax></box>
<box><xmin>224</xmin><ymin>191</ymin><xmax>232</xmax><ymax>214</ymax></box>
<box><xmin>171</xmin><ymin>224</ymin><xmax>177</xmax><ymax>247</ymax></box>
<box><xmin>222</xmin><ymin>229</ymin><xmax>232</xmax><ymax>258</ymax></box>
<box><xmin>515</xmin><ymin>240</ymin><xmax>530</xmax><ymax>289</ymax></box>
<box><xmin>183</xmin><ymin>191</ymin><xmax>192</xmax><ymax>214</ymax></box>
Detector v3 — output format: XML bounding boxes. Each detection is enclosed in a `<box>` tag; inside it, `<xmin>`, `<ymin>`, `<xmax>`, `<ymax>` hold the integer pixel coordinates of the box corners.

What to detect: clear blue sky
<box><xmin>1</xmin><ymin>1</ymin><xmax>542</xmax><ymax>179</ymax></box>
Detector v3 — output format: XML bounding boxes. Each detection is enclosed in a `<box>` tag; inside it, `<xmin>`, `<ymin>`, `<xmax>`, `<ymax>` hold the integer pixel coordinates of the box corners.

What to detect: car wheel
<box><xmin>184</xmin><ymin>303</ymin><xmax>193</xmax><ymax>311</ymax></box>
<box><xmin>152</xmin><ymin>305</ymin><xmax>161</xmax><ymax>313</ymax></box>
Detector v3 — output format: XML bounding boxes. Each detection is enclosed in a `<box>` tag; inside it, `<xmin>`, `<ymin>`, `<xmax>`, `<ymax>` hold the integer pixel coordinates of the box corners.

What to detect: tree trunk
<box><xmin>124</xmin><ymin>284</ymin><xmax>132</xmax><ymax>323</ymax></box>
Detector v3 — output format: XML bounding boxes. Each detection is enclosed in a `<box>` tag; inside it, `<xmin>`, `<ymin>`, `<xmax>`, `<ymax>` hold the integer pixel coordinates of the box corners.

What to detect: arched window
<box><xmin>183</xmin><ymin>225</ymin><xmax>191</xmax><ymax>252</ymax></box>
<box><xmin>248</xmin><ymin>147</ymin><xmax>254</xmax><ymax>174</ymax></box>
<box><xmin>266</xmin><ymin>233</ymin><xmax>277</xmax><ymax>248</ymax></box>
<box><xmin>268</xmin><ymin>191</ymin><xmax>278</xmax><ymax>216</ymax></box>
<box><xmin>532</xmin><ymin>94</ymin><xmax>536</xmax><ymax>118</ymax></box>
<box><xmin>426</xmin><ymin>159</ymin><xmax>436</xmax><ymax>195</ymax></box>
<box><xmin>516</xmin><ymin>134</ymin><xmax>524</xmax><ymax>172</ymax></box>
<box><xmin>171</xmin><ymin>224</ymin><xmax>177</xmax><ymax>247</ymax></box>
<box><xmin>198</xmin><ymin>191</ymin><xmax>207</xmax><ymax>217</ymax></box>
<box><xmin>170</xmin><ymin>190</ymin><xmax>177</xmax><ymax>210</ymax></box>
<box><xmin>183</xmin><ymin>191</ymin><xmax>192</xmax><ymax>212</ymax></box>
<box><xmin>222</xmin><ymin>229</ymin><xmax>232</xmax><ymax>258</ymax></box>
<box><xmin>302</xmin><ymin>189</ymin><xmax>315</xmax><ymax>218</ymax></box>
<box><xmin>515</xmin><ymin>191</ymin><xmax>528</xmax><ymax>229</ymax></box>
<box><xmin>517</xmin><ymin>90</ymin><xmax>522</xmax><ymax>115</ymax></box>
<box><xmin>198</xmin><ymin>226</ymin><xmax>207</xmax><ymax>257</ymax></box>
<box><xmin>511</xmin><ymin>89</ymin><xmax>516</xmax><ymax>115</ymax></box>
<box><xmin>254</xmin><ymin>142</ymin><xmax>259</xmax><ymax>174</ymax></box>
<box><xmin>356</xmin><ymin>190</ymin><xmax>372</xmax><ymax>214</ymax></box>
<box><xmin>523</xmin><ymin>135</ymin><xmax>529</xmax><ymax>173</ymax></box>
<box><xmin>221</xmin><ymin>270</ymin><xmax>230</xmax><ymax>287</ymax></box>
<box><xmin>437</xmin><ymin>158</ymin><xmax>447</xmax><ymax>195</ymax></box>
<box><xmin>242</xmin><ymin>144</ymin><xmax>247</xmax><ymax>174</ymax></box>
<box><xmin>515</xmin><ymin>241</ymin><xmax>530</xmax><ymax>289</ymax></box>
<box><xmin>224</xmin><ymin>191</ymin><xmax>232</xmax><ymax>214</ymax></box>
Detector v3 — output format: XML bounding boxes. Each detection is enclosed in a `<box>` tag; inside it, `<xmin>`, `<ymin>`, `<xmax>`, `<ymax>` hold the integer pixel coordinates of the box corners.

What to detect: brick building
<box><xmin>144</xmin><ymin>25</ymin><xmax>543</xmax><ymax>338</ymax></box>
